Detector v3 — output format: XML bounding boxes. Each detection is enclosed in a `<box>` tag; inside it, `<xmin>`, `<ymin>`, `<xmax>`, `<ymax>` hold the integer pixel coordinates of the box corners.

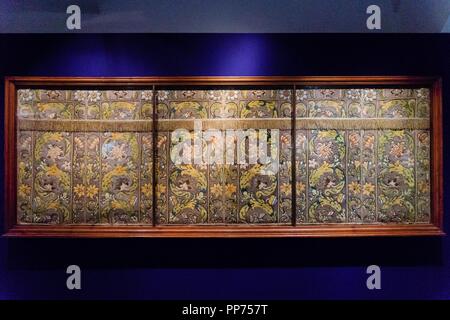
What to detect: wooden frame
<box><xmin>3</xmin><ymin>76</ymin><xmax>444</xmax><ymax>238</ymax></box>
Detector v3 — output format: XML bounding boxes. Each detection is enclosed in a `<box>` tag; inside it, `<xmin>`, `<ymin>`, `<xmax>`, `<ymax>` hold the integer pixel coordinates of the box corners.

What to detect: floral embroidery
<box><xmin>142</xmin><ymin>183</ymin><xmax>152</xmax><ymax>198</ymax></box>
<box><xmin>74</xmin><ymin>184</ymin><xmax>85</xmax><ymax>198</ymax></box>
<box><xmin>280</xmin><ymin>183</ymin><xmax>291</xmax><ymax>196</ymax></box>
<box><xmin>363</xmin><ymin>89</ymin><xmax>377</xmax><ymax>102</ymax></box>
<box><xmin>16</xmin><ymin>87</ymin><xmax>431</xmax><ymax>225</ymax></box>
<box><xmin>349</xmin><ymin>181</ymin><xmax>361</xmax><ymax>194</ymax></box>
<box><xmin>346</xmin><ymin>89</ymin><xmax>361</xmax><ymax>100</ymax></box>
<box><xmin>362</xmin><ymin>183</ymin><xmax>375</xmax><ymax>196</ymax></box>
<box><xmin>296</xmin><ymin>90</ymin><xmax>308</xmax><ymax>101</ymax></box>
<box><xmin>141</xmin><ymin>90</ymin><xmax>153</xmax><ymax>101</ymax></box>
<box><xmin>19</xmin><ymin>89</ymin><xmax>34</xmax><ymax>103</ymax></box>
<box><xmin>278</xmin><ymin>90</ymin><xmax>291</xmax><ymax>101</ymax></box>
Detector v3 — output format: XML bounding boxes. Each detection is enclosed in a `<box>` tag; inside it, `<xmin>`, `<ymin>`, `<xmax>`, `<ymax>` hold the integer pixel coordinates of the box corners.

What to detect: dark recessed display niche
<box><xmin>4</xmin><ymin>76</ymin><xmax>443</xmax><ymax>237</ymax></box>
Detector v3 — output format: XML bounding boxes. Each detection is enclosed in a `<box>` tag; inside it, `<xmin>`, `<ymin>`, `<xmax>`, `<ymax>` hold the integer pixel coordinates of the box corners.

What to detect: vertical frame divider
<box><xmin>151</xmin><ymin>84</ymin><xmax>157</xmax><ymax>227</ymax></box>
<box><xmin>291</xmin><ymin>84</ymin><xmax>297</xmax><ymax>226</ymax></box>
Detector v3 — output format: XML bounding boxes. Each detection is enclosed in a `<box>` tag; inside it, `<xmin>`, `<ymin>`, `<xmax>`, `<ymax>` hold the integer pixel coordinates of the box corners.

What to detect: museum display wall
<box><xmin>0</xmin><ymin>33</ymin><xmax>449</xmax><ymax>299</ymax></box>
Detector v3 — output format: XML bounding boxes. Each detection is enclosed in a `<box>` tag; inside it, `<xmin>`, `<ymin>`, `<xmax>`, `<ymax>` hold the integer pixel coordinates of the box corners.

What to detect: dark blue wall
<box><xmin>0</xmin><ymin>34</ymin><xmax>449</xmax><ymax>299</ymax></box>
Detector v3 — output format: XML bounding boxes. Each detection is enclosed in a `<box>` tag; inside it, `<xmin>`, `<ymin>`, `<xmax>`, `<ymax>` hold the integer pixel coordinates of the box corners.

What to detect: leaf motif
<box><xmin>310</xmin><ymin>162</ymin><xmax>333</xmax><ymax>186</ymax></box>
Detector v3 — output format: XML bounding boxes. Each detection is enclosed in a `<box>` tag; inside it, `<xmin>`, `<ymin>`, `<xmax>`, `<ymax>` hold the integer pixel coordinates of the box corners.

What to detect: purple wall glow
<box><xmin>0</xmin><ymin>34</ymin><xmax>449</xmax><ymax>299</ymax></box>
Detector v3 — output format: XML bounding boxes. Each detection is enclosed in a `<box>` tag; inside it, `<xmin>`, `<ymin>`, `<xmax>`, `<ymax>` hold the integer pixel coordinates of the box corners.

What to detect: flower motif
<box><xmin>224</xmin><ymin>184</ymin><xmax>237</xmax><ymax>197</ymax></box>
<box><xmin>47</xmin><ymin>145</ymin><xmax>63</xmax><ymax>161</ymax></box>
<box><xmin>346</xmin><ymin>89</ymin><xmax>361</xmax><ymax>100</ymax></box>
<box><xmin>74</xmin><ymin>90</ymin><xmax>89</xmax><ymax>102</ymax></box>
<box><xmin>19</xmin><ymin>89</ymin><xmax>34</xmax><ymax>103</ymax></box>
<box><xmin>47</xmin><ymin>164</ymin><xmax>62</xmax><ymax>177</ymax></box>
<box><xmin>18</xmin><ymin>184</ymin><xmax>31</xmax><ymax>197</ymax></box>
<box><xmin>141</xmin><ymin>90</ymin><xmax>153</xmax><ymax>101</ymax></box>
<box><xmin>113</xmin><ymin>165</ymin><xmax>127</xmax><ymax>175</ymax></box>
<box><xmin>226</xmin><ymin>90</ymin><xmax>239</xmax><ymax>101</ymax></box>
<box><xmin>363</xmin><ymin>89</ymin><xmax>377</xmax><ymax>102</ymax></box>
<box><xmin>362</xmin><ymin>183</ymin><xmax>375</xmax><ymax>196</ymax></box>
<box><xmin>157</xmin><ymin>90</ymin><xmax>169</xmax><ymax>101</ymax></box>
<box><xmin>156</xmin><ymin>184</ymin><xmax>166</xmax><ymax>197</ymax></box>
<box><xmin>280</xmin><ymin>183</ymin><xmax>291</xmax><ymax>196</ymax></box>
<box><xmin>88</xmin><ymin>90</ymin><xmax>102</xmax><ymax>102</ymax></box>
<box><xmin>316</xmin><ymin>142</ymin><xmax>333</xmax><ymax>159</ymax></box>
<box><xmin>74</xmin><ymin>184</ymin><xmax>85</xmax><ymax>198</ymax></box>
<box><xmin>62</xmin><ymin>161</ymin><xmax>71</xmax><ymax>171</ymax></box>
<box><xmin>308</xmin><ymin>159</ymin><xmax>318</xmax><ymax>168</ymax></box>
<box><xmin>142</xmin><ymin>183</ymin><xmax>152</xmax><ymax>198</ymax></box>
<box><xmin>296</xmin><ymin>90</ymin><xmax>308</xmax><ymax>101</ymax></box>
<box><xmin>390</xmin><ymin>142</ymin><xmax>405</xmax><ymax>158</ymax></box>
<box><xmin>86</xmin><ymin>185</ymin><xmax>99</xmax><ymax>199</ymax></box>
<box><xmin>278</xmin><ymin>90</ymin><xmax>291</xmax><ymax>101</ymax></box>
<box><xmin>348</xmin><ymin>181</ymin><xmax>361</xmax><ymax>194</ymax></box>
<box><xmin>296</xmin><ymin>182</ymin><xmax>306</xmax><ymax>193</ymax></box>
<box><xmin>207</xmin><ymin>91</ymin><xmax>222</xmax><ymax>101</ymax></box>
<box><xmin>74</xmin><ymin>90</ymin><xmax>101</xmax><ymax>103</ymax></box>
<box><xmin>110</xmin><ymin>144</ymin><xmax>127</xmax><ymax>161</ymax></box>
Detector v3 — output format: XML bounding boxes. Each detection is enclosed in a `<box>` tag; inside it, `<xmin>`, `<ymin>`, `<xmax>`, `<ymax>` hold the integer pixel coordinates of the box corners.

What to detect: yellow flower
<box><xmin>74</xmin><ymin>184</ymin><xmax>85</xmax><ymax>198</ymax></box>
<box><xmin>224</xmin><ymin>184</ymin><xmax>237</xmax><ymax>198</ymax></box>
<box><xmin>296</xmin><ymin>182</ymin><xmax>306</xmax><ymax>193</ymax></box>
<box><xmin>18</xmin><ymin>184</ymin><xmax>31</xmax><ymax>197</ymax></box>
<box><xmin>280</xmin><ymin>183</ymin><xmax>291</xmax><ymax>196</ymax></box>
<box><xmin>142</xmin><ymin>183</ymin><xmax>152</xmax><ymax>198</ymax></box>
<box><xmin>113</xmin><ymin>165</ymin><xmax>127</xmax><ymax>175</ymax></box>
<box><xmin>210</xmin><ymin>184</ymin><xmax>222</xmax><ymax>197</ymax></box>
<box><xmin>362</xmin><ymin>183</ymin><xmax>375</xmax><ymax>196</ymax></box>
<box><xmin>47</xmin><ymin>164</ymin><xmax>61</xmax><ymax>177</ymax></box>
<box><xmin>156</xmin><ymin>184</ymin><xmax>166</xmax><ymax>197</ymax></box>
<box><xmin>349</xmin><ymin>181</ymin><xmax>361</xmax><ymax>194</ymax></box>
<box><xmin>86</xmin><ymin>185</ymin><xmax>99</xmax><ymax>199</ymax></box>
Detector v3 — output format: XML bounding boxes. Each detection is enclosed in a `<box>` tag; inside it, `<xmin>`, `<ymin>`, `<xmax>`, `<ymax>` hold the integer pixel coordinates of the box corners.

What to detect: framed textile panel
<box><xmin>3</xmin><ymin>76</ymin><xmax>443</xmax><ymax>237</ymax></box>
